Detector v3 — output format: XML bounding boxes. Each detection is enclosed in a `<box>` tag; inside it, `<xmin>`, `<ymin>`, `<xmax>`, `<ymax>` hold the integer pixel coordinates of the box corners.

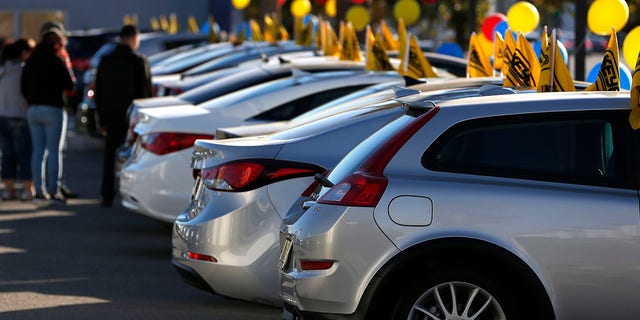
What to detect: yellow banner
<box><xmin>504</xmin><ymin>32</ymin><xmax>540</xmax><ymax>87</ymax></box>
<box><xmin>501</xmin><ymin>30</ymin><xmax>516</xmax><ymax>78</ymax></box>
<box><xmin>538</xmin><ymin>29</ymin><xmax>575</xmax><ymax>92</ymax></box>
<box><xmin>493</xmin><ymin>32</ymin><xmax>504</xmax><ymax>73</ymax></box>
<box><xmin>365</xmin><ymin>26</ymin><xmax>395</xmax><ymax>71</ymax></box>
<box><xmin>379</xmin><ymin>20</ymin><xmax>398</xmax><ymax>50</ymax></box>
<box><xmin>586</xmin><ymin>29</ymin><xmax>620</xmax><ymax>91</ymax></box>
<box><xmin>397</xmin><ymin>18</ymin><xmax>408</xmax><ymax>76</ymax></box>
<box><xmin>339</xmin><ymin>22</ymin><xmax>362</xmax><ymax>62</ymax></box>
<box><xmin>467</xmin><ymin>32</ymin><xmax>493</xmax><ymax>77</ymax></box>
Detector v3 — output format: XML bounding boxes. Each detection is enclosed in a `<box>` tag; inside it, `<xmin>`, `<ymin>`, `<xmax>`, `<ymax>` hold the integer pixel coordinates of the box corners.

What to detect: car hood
<box><xmin>215</xmin><ymin>121</ymin><xmax>290</xmax><ymax>139</ymax></box>
<box><xmin>192</xmin><ymin>137</ymin><xmax>287</xmax><ymax>168</ymax></box>
<box><xmin>134</xmin><ymin>105</ymin><xmax>245</xmax><ymax>136</ymax></box>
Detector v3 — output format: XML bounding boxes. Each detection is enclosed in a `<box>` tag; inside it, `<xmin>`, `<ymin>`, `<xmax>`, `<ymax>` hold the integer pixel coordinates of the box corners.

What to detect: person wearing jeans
<box><xmin>21</xmin><ymin>29</ymin><xmax>75</xmax><ymax>203</ymax></box>
<box><xmin>0</xmin><ymin>38</ymin><xmax>35</xmax><ymax>200</ymax></box>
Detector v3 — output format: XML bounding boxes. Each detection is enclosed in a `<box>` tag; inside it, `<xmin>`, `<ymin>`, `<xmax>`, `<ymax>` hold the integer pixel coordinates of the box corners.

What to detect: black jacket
<box><xmin>21</xmin><ymin>48</ymin><xmax>75</xmax><ymax>108</ymax></box>
<box><xmin>95</xmin><ymin>43</ymin><xmax>152</xmax><ymax>129</ymax></box>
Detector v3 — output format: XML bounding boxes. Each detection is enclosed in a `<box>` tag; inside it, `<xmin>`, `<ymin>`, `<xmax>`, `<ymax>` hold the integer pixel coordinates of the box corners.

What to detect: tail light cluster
<box><xmin>200</xmin><ymin>159</ymin><xmax>325</xmax><ymax>192</ymax></box>
<box><xmin>317</xmin><ymin>107</ymin><xmax>441</xmax><ymax>207</ymax></box>
<box><xmin>140</xmin><ymin>132</ymin><xmax>214</xmax><ymax>155</ymax></box>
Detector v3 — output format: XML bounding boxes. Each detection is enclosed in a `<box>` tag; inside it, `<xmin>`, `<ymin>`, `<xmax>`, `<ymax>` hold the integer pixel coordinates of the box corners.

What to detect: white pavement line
<box><xmin>0</xmin><ymin>292</ymin><xmax>109</xmax><ymax>312</ymax></box>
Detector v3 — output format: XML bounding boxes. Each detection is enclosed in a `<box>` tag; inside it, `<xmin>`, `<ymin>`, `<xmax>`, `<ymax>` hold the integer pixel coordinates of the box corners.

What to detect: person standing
<box><xmin>95</xmin><ymin>25</ymin><xmax>152</xmax><ymax>207</ymax></box>
<box><xmin>21</xmin><ymin>29</ymin><xmax>75</xmax><ymax>204</ymax></box>
<box><xmin>0</xmin><ymin>38</ymin><xmax>35</xmax><ymax>201</ymax></box>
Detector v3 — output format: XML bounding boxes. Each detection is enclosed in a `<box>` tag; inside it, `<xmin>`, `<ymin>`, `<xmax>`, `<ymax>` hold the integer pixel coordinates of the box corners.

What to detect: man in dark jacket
<box><xmin>95</xmin><ymin>25</ymin><xmax>152</xmax><ymax>207</ymax></box>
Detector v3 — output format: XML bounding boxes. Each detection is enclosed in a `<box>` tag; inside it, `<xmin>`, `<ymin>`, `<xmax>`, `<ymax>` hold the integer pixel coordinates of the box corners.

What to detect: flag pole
<box><xmin>550</xmin><ymin>29</ymin><xmax>557</xmax><ymax>92</ymax></box>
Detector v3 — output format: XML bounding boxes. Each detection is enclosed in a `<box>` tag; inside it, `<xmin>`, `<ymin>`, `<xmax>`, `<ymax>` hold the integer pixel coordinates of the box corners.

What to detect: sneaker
<box><xmin>2</xmin><ymin>190</ymin><xmax>17</xmax><ymax>201</ymax></box>
<box><xmin>19</xmin><ymin>191</ymin><xmax>33</xmax><ymax>201</ymax></box>
<box><xmin>50</xmin><ymin>193</ymin><xmax>67</xmax><ymax>205</ymax></box>
<box><xmin>32</xmin><ymin>194</ymin><xmax>50</xmax><ymax>206</ymax></box>
<box><xmin>60</xmin><ymin>185</ymin><xmax>77</xmax><ymax>199</ymax></box>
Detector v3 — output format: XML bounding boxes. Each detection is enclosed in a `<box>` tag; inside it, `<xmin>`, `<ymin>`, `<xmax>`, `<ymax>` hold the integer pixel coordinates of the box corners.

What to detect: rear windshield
<box><xmin>197</xmin><ymin>77</ymin><xmax>297</xmax><ymax>110</ymax></box>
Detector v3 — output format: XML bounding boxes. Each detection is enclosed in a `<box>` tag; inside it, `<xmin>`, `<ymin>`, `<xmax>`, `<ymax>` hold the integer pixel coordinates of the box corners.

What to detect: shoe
<box><xmin>50</xmin><ymin>193</ymin><xmax>67</xmax><ymax>205</ymax></box>
<box><xmin>19</xmin><ymin>190</ymin><xmax>33</xmax><ymax>201</ymax></box>
<box><xmin>60</xmin><ymin>185</ymin><xmax>77</xmax><ymax>199</ymax></box>
<box><xmin>32</xmin><ymin>194</ymin><xmax>50</xmax><ymax>206</ymax></box>
<box><xmin>2</xmin><ymin>190</ymin><xmax>17</xmax><ymax>201</ymax></box>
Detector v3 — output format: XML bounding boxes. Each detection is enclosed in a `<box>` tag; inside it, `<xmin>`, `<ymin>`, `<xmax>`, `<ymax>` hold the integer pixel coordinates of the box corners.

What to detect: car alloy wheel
<box><xmin>407</xmin><ymin>281</ymin><xmax>506</xmax><ymax>320</ymax></box>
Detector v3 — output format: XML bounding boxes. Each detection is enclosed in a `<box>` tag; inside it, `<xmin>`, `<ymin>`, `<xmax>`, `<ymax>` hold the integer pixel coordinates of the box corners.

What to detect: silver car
<box><xmin>171</xmin><ymin>79</ymin><xmax>527</xmax><ymax>307</ymax></box>
<box><xmin>279</xmin><ymin>91</ymin><xmax>639</xmax><ymax>320</ymax></box>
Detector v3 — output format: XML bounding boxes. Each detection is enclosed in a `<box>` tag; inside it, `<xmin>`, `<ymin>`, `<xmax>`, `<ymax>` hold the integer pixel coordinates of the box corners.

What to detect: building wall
<box><xmin>0</xmin><ymin>0</ymin><xmax>231</xmax><ymax>39</ymax></box>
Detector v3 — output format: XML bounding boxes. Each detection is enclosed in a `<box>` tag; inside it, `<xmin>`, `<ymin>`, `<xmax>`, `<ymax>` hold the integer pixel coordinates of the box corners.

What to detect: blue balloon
<box><xmin>587</xmin><ymin>62</ymin><xmax>632</xmax><ymax>90</ymax></box>
<box><xmin>436</xmin><ymin>42</ymin><xmax>464</xmax><ymax>58</ymax></box>
<box><xmin>199</xmin><ymin>21</ymin><xmax>221</xmax><ymax>35</ymax></box>
<box><xmin>620</xmin><ymin>64</ymin><xmax>631</xmax><ymax>90</ymax></box>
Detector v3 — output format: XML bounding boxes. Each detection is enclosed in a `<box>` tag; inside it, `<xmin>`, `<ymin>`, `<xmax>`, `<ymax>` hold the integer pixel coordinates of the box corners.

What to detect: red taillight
<box><xmin>300</xmin><ymin>260</ymin><xmax>334</xmax><ymax>270</ymax></box>
<box><xmin>187</xmin><ymin>251</ymin><xmax>217</xmax><ymax>262</ymax></box>
<box><xmin>318</xmin><ymin>173</ymin><xmax>388</xmax><ymax>207</ymax></box>
<box><xmin>141</xmin><ymin>132</ymin><xmax>214</xmax><ymax>155</ymax></box>
<box><xmin>71</xmin><ymin>58</ymin><xmax>91</xmax><ymax>72</ymax></box>
<box><xmin>317</xmin><ymin>107</ymin><xmax>440</xmax><ymax>207</ymax></box>
<box><xmin>201</xmin><ymin>159</ymin><xmax>325</xmax><ymax>192</ymax></box>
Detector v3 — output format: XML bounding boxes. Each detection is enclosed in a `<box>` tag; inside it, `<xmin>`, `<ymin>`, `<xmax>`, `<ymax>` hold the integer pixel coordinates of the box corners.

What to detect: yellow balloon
<box><xmin>506</xmin><ymin>1</ymin><xmax>539</xmax><ymax>33</ymax></box>
<box><xmin>325</xmin><ymin>0</ymin><xmax>337</xmax><ymax>18</ymax></box>
<box><xmin>623</xmin><ymin>26</ymin><xmax>640</xmax><ymax>69</ymax></box>
<box><xmin>588</xmin><ymin>0</ymin><xmax>629</xmax><ymax>36</ymax></box>
<box><xmin>346</xmin><ymin>5</ymin><xmax>370</xmax><ymax>31</ymax></box>
<box><xmin>478</xmin><ymin>32</ymin><xmax>494</xmax><ymax>57</ymax></box>
<box><xmin>393</xmin><ymin>0</ymin><xmax>421</xmax><ymax>26</ymax></box>
<box><xmin>232</xmin><ymin>0</ymin><xmax>251</xmax><ymax>10</ymax></box>
<box><xmin>291</xmin><ymin>0</ymin><xmax>312</xmax><ymax>18</ymax></box>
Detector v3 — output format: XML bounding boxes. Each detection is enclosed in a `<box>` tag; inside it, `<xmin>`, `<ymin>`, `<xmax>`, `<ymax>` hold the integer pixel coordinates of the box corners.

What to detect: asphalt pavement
<box><xmin>0</xmin><ymin>129</ymin><xmax>281</xmax><ymax>319</ymax></box>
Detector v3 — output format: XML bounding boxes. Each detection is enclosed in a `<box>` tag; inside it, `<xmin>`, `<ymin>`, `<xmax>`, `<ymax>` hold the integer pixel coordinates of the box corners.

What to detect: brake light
<box><xmin>187</xmin><ymin>251</ymin><xmax>217</xmax><ymax>262</ymax></box>
<box><xmin>71</xmin><ymin>58</ymin><xmax>91</xmax><ymax>72</ymax></box>
<box><xmin>317</xmin><ymin>107</ymin><xmax>440</xmax><ymax>207</ymax></box>
<box><xmin>141</xmin><ymin>132</ymin><xmax>214</xmax><ymax>155</ymax></box>
<box><xmin>300</xmin><ymin>260</ymin><xmax>334</xmax><ymax>270</ymax></box>
<box><xmin>201</xmin><ymin>159</ymin><xmax>325</xmax><ymax>192</ymax></box>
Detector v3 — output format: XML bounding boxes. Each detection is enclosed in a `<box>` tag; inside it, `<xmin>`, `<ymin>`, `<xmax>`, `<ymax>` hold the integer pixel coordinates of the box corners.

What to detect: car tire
<box><xmin>387</xmin><ymin>266</ymin><xmax>530</xmax><ymax>320</ymax></box>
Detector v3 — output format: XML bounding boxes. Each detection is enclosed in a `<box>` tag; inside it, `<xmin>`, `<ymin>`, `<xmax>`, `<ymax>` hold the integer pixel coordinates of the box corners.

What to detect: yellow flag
<box><xmin>538</xmin><ymin>29</ymin><xmax>575</xmax><ymax>92</ymax></box>
<box><xmin>379</xmin><ymin>20</ymin><xmax>398</xmax><ymax>50</ymax></box>
<box><xmin>264</xmin><ymin>15</ymin><xmax>277</xmax><ymax>44</ymax></box>
<box><xmin>249</xmin><ymin>19</ymin><xmax>264</xmax><ymax>41</ymax></box>
<box><xmin>159</xmin><ymin>15</ymin><xmax>170</xmax><ymax>32</ymax></box>
<box><xmin>365</xmin><ymin>26</ymin><xmax>395</xmax><ymax>71</ymax></box>
<box><xmin>397</xmin><ymin>18</ymin><xmax>408</xmax><ymax>75</ymax></box>
<box><xmin>404</xmin><ymin>33</ymin><xmax>437</xmax><ymax>78</ymax></box>
<box><xmin>188</xmin><ymin>16</ymin><xmax>199</xmax><ymax>34</ymax></box>
<box><xmin>279</xmin><ymin>26</ymin><xmax>289</xmax><ymax>41</ymax></box>
<box><xmin>501</xmin><ymin>29</ymin><xmax>516</xmax><ymax>77</ymax></box>
<box><xmin>586</xmin><ymin>29</ymin><xmax>620</xmax><ymax>91</ymax></box>
<box><xmin>339</xmin><ymin>22</ymin><xmax>362</xmax><ymax>62</ymax></box>
<box><xmin>504</xmin><ymin>32</ymin><xmax>541</xmax><ymax>87</ymax></box>
<box><xmin>295</xmin><ymin>17</ymin><xmax>313</xmax><ymax>46</ymax></box>
<box><xmin>628</xmin><ymin>51</ymin><xmax>640</xmax><ymax>129</ymax></box>
<box><xmin>123</xmin><ymin>14</ymin><xmax>131</xmax><ymax>26</ymax></box>
<box><xmin>493</xmin><ymin>32</ymin><xmax>504</xmax><ymax>73</ymax></box>
<box><xmin>322</xmin><ymin>21</ymin><xmax>340</xmax><ymax>56</ymax></box>
<box><xmin>169</xmin><ymin>13</ymin><xmax>178</xmax><ymax>34</ymax></box>
<box><xmin>150</xmin><ymin>17</ymin><xmax>161</xmax><ymax>31</ymax></box>
<box><xmin>467</xmin><ymin>32</ymin><xmax>493</xmax><ymax>77</ymax></box>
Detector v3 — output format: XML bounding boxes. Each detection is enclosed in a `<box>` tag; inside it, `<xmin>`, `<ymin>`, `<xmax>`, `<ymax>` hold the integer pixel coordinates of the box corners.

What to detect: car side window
<box><xmin>249</xmin><ymin>85</ymin><xmax>370</xmax><ymax>121</ymax></box>
<box><xmin>422</xmin><ymin>110</ymin><xmax>636</xmax><ymax>189</ymax></box>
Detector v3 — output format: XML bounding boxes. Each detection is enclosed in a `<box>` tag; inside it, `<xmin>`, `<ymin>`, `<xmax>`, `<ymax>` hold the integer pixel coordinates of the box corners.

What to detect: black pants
<box><xmin>101</xmin><ymin>126</ymin><xmax>127</xmax><ymax>202</ymax></box>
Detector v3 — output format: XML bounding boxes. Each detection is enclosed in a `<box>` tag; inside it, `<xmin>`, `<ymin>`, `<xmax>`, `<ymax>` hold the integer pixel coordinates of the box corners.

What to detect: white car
<box><xmin>119</xmin><ymin>70</ymin><xmax>402</xmax><ymax>222</ymax></box>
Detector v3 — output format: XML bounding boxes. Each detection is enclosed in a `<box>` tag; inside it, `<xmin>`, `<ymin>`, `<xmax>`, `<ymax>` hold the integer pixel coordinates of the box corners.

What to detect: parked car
<box><xmin>119</xmin><ymin>70</ymin><xmax>403</xmax><ymax>223</ymax></box>
<box><xmin>279</xmin><ymin>91</ymin><xmax>638</xmax><ymax>319</ymax></box>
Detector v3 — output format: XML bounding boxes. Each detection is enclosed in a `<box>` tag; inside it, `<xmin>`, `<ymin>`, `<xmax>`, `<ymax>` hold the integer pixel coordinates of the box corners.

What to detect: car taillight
<box><xmin>140</xmin><ymin>132</ymin><xmax>214</xmax><ymax>155</ymax></box>
<box><xmin>201</xmin><ymin>159</ymin><xmax>325</xmax><ymax>192</ymax></box>
<box><xmin>71</xmin><ymin>58</ymin><xmax>91</xmax><ymax>72</ymax></box>
<box><xmin>318</xmin><ymin>107</ymin><xmax>440</xmax><ymax>207</ymax></box>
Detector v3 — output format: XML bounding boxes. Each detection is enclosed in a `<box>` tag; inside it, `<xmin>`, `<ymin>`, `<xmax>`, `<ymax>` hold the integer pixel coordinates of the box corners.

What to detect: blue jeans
<box><xmin>27</xmin><ymin>105</ymin><xmax>67</xmax><ymax>197</ymax></box>
<box><xmin>0</xmin><ymin>117</ymin><xmax>32</xmax><ymax>181</ymax></box>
